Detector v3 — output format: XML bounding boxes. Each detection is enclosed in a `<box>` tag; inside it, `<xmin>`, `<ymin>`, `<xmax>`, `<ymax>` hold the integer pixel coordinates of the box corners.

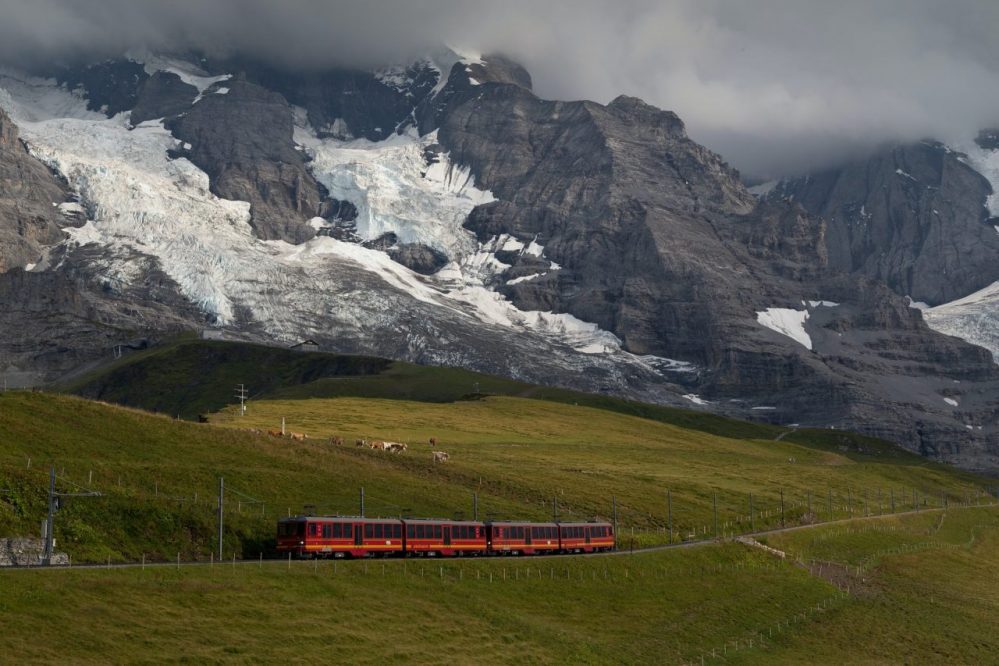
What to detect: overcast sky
<box><xmin>1</xmin><ymin>0</ymin><xmax>998</xmax><ymax>178</ymax></box>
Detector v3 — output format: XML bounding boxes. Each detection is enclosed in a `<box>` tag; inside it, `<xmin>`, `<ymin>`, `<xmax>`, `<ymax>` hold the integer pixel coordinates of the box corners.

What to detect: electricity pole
<box><xmin>234</xmin><ymin>384</ymin><xmax>248</xmax><ymax>416</ymax></box>
<box><xmin>43</xmin><ymin>467</ymin><xmax>55</xmax><ymax>566</ymax></box>
<box><xmin>667</xmin><ymin>488</ymin><xmax>673</xmax><ymax>544</ymax></box>
<box><xmin>217</xmin><ymin>477</ymin><xmax>225</xmax><ymax>557</ymax></box>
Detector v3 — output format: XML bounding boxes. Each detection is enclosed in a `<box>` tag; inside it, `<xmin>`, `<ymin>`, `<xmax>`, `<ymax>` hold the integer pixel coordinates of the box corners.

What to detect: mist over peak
<box><xmin>2</xmin><ymin>0</ymin><xmax>998</xmax><ymax>178</ymax></box>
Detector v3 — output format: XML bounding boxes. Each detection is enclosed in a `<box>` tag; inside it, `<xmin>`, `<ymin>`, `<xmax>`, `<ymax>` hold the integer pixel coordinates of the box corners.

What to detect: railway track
<box><xmin>3</xmin><ymin>503</ymin><xmax>993</xmax><ymax>572</ymax></box>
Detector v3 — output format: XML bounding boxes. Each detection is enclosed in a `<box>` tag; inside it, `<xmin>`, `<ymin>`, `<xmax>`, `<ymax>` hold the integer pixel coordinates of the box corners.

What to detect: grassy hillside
<box><xmin>60</xmin><ymin>338</ymin><xmax>786</xmax><ymax>440</ymax></box>
<box><xmin>2</xmin><ymin>507</ymin><xmax>997</xmax><ymax>664</ymax></box>
<box><xmin>0</xmin><ymin>391</ymin><xmax>991</xmax><ymax>564</ymax></box>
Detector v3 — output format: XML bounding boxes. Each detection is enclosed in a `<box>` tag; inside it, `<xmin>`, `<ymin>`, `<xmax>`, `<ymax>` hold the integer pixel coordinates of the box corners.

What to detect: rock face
<box><xmin>58</xmin><ymin>60</ymin><xmax>150</xmax><ymax>117</ymax></box>
<box><xmin>0</xmin><ymin>107</ymin><xmax>68</xmax><ymax>272</ymax></box>
<box><xmin>388</xmin><ymin>243</ymin><xmax>449</xmax><ymax>274</ymax></box>
<box><xmin>129</xmin><ymin>71</ymin><xmax>198</xmax><ymax>125</ymax></box>
<box><xmin>442</xmin><ymin>84</ymin><xmax>755</xmax><ymax>360</ymax></box>
<box><xmin>0</xmin><ymin>539</ymin><xmax>68</xmax><ymax>566</ymax></box>
<box><xmin>204</xmin><ymin>57</ymin><xmax>440</xmax><ymax>141</ymax></box>
<box><xmin>770</xmin><ymin>141</ymin><xmax>999</xmax><ymax>305</ymax></box>
<box><xmin>166</xmin><ymin>78</ymin><xmax>324</xmax><ymax>243</ymax></box>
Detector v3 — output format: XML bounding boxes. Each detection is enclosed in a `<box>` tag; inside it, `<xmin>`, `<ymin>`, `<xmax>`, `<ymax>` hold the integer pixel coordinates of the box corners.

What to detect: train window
<box><xmin>343</xmin><ymin>524</ymin><xmax>352</xmax><ymax>539</ymax></box>
<box><xmin>407</xmin><ymin>525</ymin><xmax>415</xmax><ymax>538</ymax></box>
<box><xmin>434</xmin><ymin>526</ymin><xmax>442</xmax><ymax>539</ymax></box>
<box><xmin>321</xmin><ymin>524</ymin><xmax>330</xmax><ymax>538</ymax></box>
<box><xmin>392</xmin><ymin>524</ymin><xmax>400</xmax><ymax>539</ymax></box>
<box><xmin>364</xmin><ymin>524</ymin><xmax>373</xmax><ymax>539</ymax></box>
<box><xmin>417</xmin><ymin>525</ymin><xmax>426</xmax><ymax>539</ymax></box>
<box><xmin>331</xmin><ymin>523</ymin><xmax>340</xmax><ymax>538</ymax></box>
<box><xmin>374</xmin><ymin>524</ymin><xmax>383</xmax><ymax>539</ymax></box>
<box><xmin>308</xmin><ymin>523</ymin><xmax>317</xmax><ymax>536</ymax></box>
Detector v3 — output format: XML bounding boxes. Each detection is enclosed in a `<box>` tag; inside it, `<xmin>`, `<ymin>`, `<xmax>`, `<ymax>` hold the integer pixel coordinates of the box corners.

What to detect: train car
<box><xmin>276</xmin><ymin>516</ymin><xmax>404</xmax><ymax>558</ymax></box>
<box><xmin>403</xmin><ymin>519</ymin><xmax>487</xmax><ymax>557</ymax></box>
<box><xmin>557</xmin><ymin>521</ymin><xmax>615</xmax><ymax>553</ymax></box>
<box><xmin>486</xmin><ymin>521</ymin><xmax>560</xmax><ymax>555</ymax></box>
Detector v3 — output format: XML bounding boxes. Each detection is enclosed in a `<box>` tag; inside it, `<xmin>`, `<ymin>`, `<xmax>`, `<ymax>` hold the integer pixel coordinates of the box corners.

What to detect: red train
<box><xmin>276</xmin><ymin>516</ymin><xmax>614</xmax><ymax>558</ymax></box>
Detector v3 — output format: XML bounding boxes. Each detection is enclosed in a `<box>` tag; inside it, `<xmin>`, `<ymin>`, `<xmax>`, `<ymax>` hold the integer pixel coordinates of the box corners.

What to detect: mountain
<box><xmin>1</xmin><ymin>52</ymin><xmax>998</xmax><ymax>471</ymax></box>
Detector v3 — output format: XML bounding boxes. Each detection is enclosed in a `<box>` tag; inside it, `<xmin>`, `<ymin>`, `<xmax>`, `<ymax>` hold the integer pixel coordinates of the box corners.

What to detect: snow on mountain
<box><xmin>956</xmin><ymin>137</ymin><xmax>999</xmax><ymax>217</ymax></box>
<box><xmin>0</xmin><ymin>68</ymin><xmax>686</xmax><ymax>375</ymax></box>
<box><xmin>296</xmin><ymin>124</ymin><xmax>491</xmax><ymax>259</ymax></box>
<box><xmin>756</xmin><ymin>307</ymin><xmax>812</xmax><ymax>350</ymax></box>
<box><xmin>134</xmin><ymin>53</ymin><xmax>232</xmax><ymax>94</ymax></box>
<box><xmin>923</xmin><ymin>281</ymin><xmax>999</xmax><ymax>361</ymax></box>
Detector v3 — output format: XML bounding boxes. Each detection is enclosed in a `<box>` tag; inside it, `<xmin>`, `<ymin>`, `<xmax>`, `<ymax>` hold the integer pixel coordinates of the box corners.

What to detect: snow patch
<box><xmin>683</xmin><ymin>394</ymin><xmax>710</xmax><ymax>406</ymax></box>
<box><xmin>807</xmin><ymin>300</ymin><xmax>839</xmax><ymax>308</ymax></box>
<box><xmin>943</xmin><ymin>397</ymin><xmax>959</xmax><ymax>407</ymax></box>
<box><xmin>135</xmin><ymin>53</ymin><xmax>232</xmax><ymax>94</ymax></box>
<box><xmin>507</xmin><ymin>272</ymin><xmax>546</xmax><ymax>285</ymax></box>
<box><xmin>57</xmin><ymin>201</ymin><xmax>85</xmax><ymax>216</ymax></box>
<box><xmin>756</xmin><ymin>308</ymin><xmax>812</xmax><ymax>350</ymax></box>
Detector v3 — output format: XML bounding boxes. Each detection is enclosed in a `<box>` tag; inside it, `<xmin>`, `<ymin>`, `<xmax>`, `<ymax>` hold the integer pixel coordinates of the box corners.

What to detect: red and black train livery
<box><xmin>276</xmin><ymin>516</ymin><xmax>614</xmax><ymax>558</ymax></box>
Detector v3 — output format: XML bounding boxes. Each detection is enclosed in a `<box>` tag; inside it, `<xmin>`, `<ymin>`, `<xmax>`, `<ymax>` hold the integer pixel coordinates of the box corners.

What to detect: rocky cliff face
<box><xmin>166</xmin><ymin>78</ymin><xmax>326</xmax><ymax>243</ymax></box>
<box><xmin>769</xmin><ymin>141</ymin><xmax>999</xmax><ymax>305</ymax></box>
<box><xmin>0</xmin><ymin>107</ymin><xmax>68</xmax><ymax>273</ymax></box>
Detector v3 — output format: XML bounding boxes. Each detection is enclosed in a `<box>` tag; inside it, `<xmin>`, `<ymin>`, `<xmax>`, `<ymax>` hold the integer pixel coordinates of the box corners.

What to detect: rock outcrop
<box><xmin>166</xmin><ymin>78</ymin><xmax>325</xmax><ymax>243</ymax></box>
<box><xmin>129</xmin><ymin>71</ymin><xmax>198</xmax><ymax>125</ymax></box>
<box><xmin>769</xmin><ymin>141</ymin><xmax>999</xmax><ymax>305</ymax></box>
<box><xmin>0</xmin><ymin>107</ymin><xmax>68</xmax><ymax>272</ymax></box>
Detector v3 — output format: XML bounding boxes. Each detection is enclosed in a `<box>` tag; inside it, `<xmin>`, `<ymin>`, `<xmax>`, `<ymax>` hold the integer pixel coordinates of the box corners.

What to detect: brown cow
<box><xmin>355</xmin><ymin>439</ymin><xmax>366</xmax><ymax>447</ymax></box>
<box><xmin>432</xmin><ymin>451</ymin><xmax>449</xmax><ymax>463</ymax></box>
<box><xmin>267</xmin><ymin>429</ymin><xmax>282</xmax><ymax>437</ymax></box>
<box><xmin>288</xmin><ymin>431</ymin><xmax>307</xmax><ymax>442</ymax></box>
<box><xmin>368</xmin><ymin>440</ymin><xmax>386</xmax><ymax>450</ymax></box>
<box><xmin>429</xmin><ymin>437</ymin><xmax>438</xmax><ymax>448</ymax></box>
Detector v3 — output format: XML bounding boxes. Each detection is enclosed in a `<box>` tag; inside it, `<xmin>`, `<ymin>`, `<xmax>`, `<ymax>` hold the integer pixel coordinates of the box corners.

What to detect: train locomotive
<box><xmin>276</xmin><ymin>516</ymin><xmax>614</xmax><ymax>558</ymax></box>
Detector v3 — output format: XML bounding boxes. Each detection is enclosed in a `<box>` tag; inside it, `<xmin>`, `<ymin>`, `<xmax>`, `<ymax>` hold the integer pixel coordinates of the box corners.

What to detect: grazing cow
<box><xmin>267</xmin><ymin>429</ymin><xmax>282</xmax><ymax>438</ymax></box>
<box><xmin>328</xmin><ymin>436</ymin><xmax>344</xmax><ymax>447</ymax></box>
<box><xmin>433</xmin><ymin>451</ymin><xmax>449</xmax><ymax>463</ymax></box>
<box><xmin>384</xmin><ymin>442</ymin><xmax>408</xmax><ymax>453</ymax></box>
<box><xmin>429</xmin><ymin>437</ymin><xmax>438</xmax><ymax>448</ymax></box>
<box><xmin>288</xmin><ymin>431</ymin><xmax>307</xmax><ymax>442</ymax></box>
<box><xmin>355</xmin><ymin>439</ymin><xmax>366</xmax><ymax>447</ymax></box>
<box><xmin>368</xmin><ymin>440</ymin><xmax>387</xmax><ymax>450</ymax></box>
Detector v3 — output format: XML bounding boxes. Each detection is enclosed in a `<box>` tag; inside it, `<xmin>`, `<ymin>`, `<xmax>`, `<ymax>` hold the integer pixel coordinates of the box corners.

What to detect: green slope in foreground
<box><xmin>0</xmin><ymin>391</ymin><xmax>991</xmax><ymax>564</ymax></box>
<box><xmin>2</xmin><ymin>508</ymin><xmax>998</xmax><ymax>664</ymax></box>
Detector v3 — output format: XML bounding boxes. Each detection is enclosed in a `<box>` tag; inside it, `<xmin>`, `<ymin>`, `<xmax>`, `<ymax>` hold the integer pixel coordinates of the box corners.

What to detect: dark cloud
<box><xmin>2</xmin><ymin>0</ymin><xmax>998</xmax><ymax>177</ymax></box>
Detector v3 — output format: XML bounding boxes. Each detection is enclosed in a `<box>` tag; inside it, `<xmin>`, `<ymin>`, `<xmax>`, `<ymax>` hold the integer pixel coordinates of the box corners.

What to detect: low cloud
<box><xmin>2</xmin><ymin>0</ymin><xmax>998</xmax><ymax>177</ymax></box>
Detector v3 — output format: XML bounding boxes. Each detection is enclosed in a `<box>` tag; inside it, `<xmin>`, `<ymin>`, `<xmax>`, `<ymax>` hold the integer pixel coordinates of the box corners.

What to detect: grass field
<box><xmin>1</xmin><ymin>390</ymin><xmax>992</xmax><ymax>563</ymax></box>
<box><xmin>2</xmin><ymin>507</ymin><xmax>997</xmax><ymax>664</ymax></box>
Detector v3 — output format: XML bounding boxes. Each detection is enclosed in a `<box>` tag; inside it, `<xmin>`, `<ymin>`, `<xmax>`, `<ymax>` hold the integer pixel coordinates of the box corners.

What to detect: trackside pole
<box><xmin>667</xmin><ymin>488</ymin><xmax>673</xmax><ymax>544</ymax></box>
<box><xmin>43</xmin><ymin>467</ymin><xmax>55</xmax><ymax>566</ymax></box>
<box><xmin>612</xmin><ymin>496</ymin><xmax>618</xmax><ymax>550</ymax></box>
<box><xmin>218</xmin><ymin>477</ymin><xmax>225</xmax><ymax>558</ymax></box>
<box><xmin>360</xmin><ymin>487</ymin><xmax>365</xmax><ymax>517</ymax></box>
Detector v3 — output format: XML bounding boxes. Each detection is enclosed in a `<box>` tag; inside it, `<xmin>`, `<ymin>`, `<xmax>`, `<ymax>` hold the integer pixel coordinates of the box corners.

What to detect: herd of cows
<box><xmin>238</xmin><ymin>427</ymin><xmax>451</xmax><ymax>462</ymax></box>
